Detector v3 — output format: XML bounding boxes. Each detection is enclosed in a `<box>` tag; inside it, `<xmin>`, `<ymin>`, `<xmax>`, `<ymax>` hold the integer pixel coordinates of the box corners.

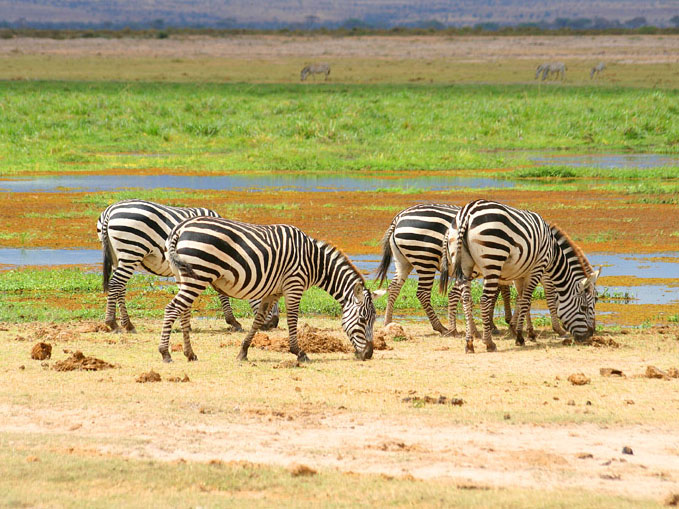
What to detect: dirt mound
<box><xmin>52</xmin><ymin>351</ymin><xmax>115</xmax><ymax>372</ymax></box>
<box><xmin>136</xmin><ymin>370</ymin><xmax>161</xmax><ymax>383</ymax></box>
<box><xmin>563</xmin><ymin>336</ymin><xmax>620</xmax><ymax>348</ymax></box>
<box><xmin>402</xmin><ymin>395</ymin><xmax>464</xmax><ymax>406</ymax></box>
<box><xmin>75</xmin><ymin>322</ymin><xmax>110</xmax><ymax>333</ymax></box>
<box><xmin>251</xmin><ymin>324</ymin><xmax>350</xmax><ymax>354</ymax></box>
<box><xmin>31</xmin><ymin>342</ymin><xmax>52</xmax><ymax>360</ymax></box>
<box><xmin>288</xmin><ymin>463</ymin><xmax>316</xmax><ymax>477</ymax></box>
<box><xmin>567</xmin><ymin>373</ymin><xmax>591</xmax><ymax>385</ymax></box>
<box><xmin>167</xmin><ymin>374</ymin><xmax>190</xmax><ymax>383</ymax></box>
<box><xmin>645</xmin><ymin>366</ymin><xmax>672</xmax><ymax>380</ymax></box>
<box><xmin>375</xmin><ymin>323</ymin><xmax>412</xmax><ymax>347</ymax></box>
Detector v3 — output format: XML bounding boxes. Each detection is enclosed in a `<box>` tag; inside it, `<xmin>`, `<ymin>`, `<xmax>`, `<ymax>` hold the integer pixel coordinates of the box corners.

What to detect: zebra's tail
<box><xmin>453</xmin><ymin>207</ymin><xmax>471</xmax><ymax>285</ymax></box>
<box><xmin>98</xmin><ymin>213</ymin><xmax>114</xmax><ymax>294</ymax></box>
<box><xmin>166</xmin><ymin>221</ymin><xmax>198</xmax><ymax>280</ymax></box>
<box><xmin>375</xmin><ymin>220</ymin><xmax>397</xmax><ymax>287</ymax></box>
<box><xmin>439</xmin><ymin>228</ymin><xmax>453</xmax><ymax>294</ymax></box>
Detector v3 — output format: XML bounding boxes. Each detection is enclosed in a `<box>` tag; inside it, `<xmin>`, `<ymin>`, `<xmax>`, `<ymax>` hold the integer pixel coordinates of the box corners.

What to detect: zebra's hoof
<box><xmin>161</xmin><ymin>355</ymin><xmax>173</xmax><ymax>363</ymax></box>
<box><xmin>486</xmin><ymin>342</ymin><xmax>497</xmax><ymax>352</ymax></box>
<box><xmin>442</xmin><ymin>329</ymin><xmax>459</xmax><ymax>337</ymax></box>
<box><xmin>515</xmin><ymin>336</ymin><xmax>525</xmax><ymax>347</ymax></box>
<box><xmin>236</xmin><ymin>349</ymin><xmax>248</xmax><ymax>362</ymax></box>
<box><xmin>465</xmin><ymin>341</ymin><xmax>475</xmax><ymax>354</ymax></box>
<box><xmin>297</xmin><ymin>352</ymin><xmax>311</xmax><ymax>363</ymax></box>
<box><xmin>105</xmin><ymin>321</ymin><xmax>120</xmax><ymax>333</ymax></box>
<box><xmin>186</xmin><ymin>353</ymin><xmax>198</xmax><ymax>362</ymax></box>
<box><xmin>125</xmin><ymin>326</ymin><xmax>137</xmax><ymax>334</ymax></box>
<box><xmin>227</xmin><ymin>325</ymin><xmax>244</xmax><ymax>333</ymax></box>
<box><xmin>491</xmin><ymin>326</ymin><xmax>501</xmax><ymax>336</ymax></box>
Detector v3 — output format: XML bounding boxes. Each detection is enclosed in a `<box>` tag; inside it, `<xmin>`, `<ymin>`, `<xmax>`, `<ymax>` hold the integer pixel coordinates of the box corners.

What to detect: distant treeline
<box><xmin>1</xmin><ymin>25</ymin><xmax>679</xmax><ymax>40</ymax></box>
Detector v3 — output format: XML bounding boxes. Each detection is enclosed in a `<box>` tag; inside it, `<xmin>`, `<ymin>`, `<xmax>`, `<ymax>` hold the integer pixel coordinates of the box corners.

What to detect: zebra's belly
<box><xmin>211</xmin><ymin>275</ymin><xmax>281</xmax><ymax>300</ymax></box>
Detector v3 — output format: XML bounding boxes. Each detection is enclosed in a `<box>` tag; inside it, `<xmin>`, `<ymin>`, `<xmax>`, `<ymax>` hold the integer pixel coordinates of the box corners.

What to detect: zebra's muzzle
<box><xmin>355</xmin><ymin>342</ymin><xmax>373</xmax><ymax>361</ymax></box>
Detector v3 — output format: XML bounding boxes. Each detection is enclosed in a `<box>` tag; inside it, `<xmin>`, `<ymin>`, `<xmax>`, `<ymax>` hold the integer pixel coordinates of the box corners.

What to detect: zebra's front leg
<box><xmin>113</xmin><ymin>264</ymin><xmax>138</xmax><ymax>333</ymax></box>
<box><xmin>543</xmin><ymin>278</ymin><xmax>568</xmax><ymax>336</ymax></box>
<box><xmin>480</xmin><ymin>278</ymin><xmax>500</xmax><ymax>352</ymax></box>
<box><xmin>499</xmin><ymin>284</ymin><xmax>513</xmax><ymax>331</ymax></box>
<box><xmin>236</xmin><ymin>297</ymin><xmax>277</xmax><ymax>362</ymax></box>
<box><xmin>513</xmin><ymin>273</ymin><xmax>543</xmax><ymax>347</ymax></box>
<box><xmin>180</xmin><ymin>308</ymin><xmax>197</xmax><ymax>361</ymax></box>
<box><xmin>416</xmin><ymin>276</ymin><xmax>447</xmax><ymax>335</ymax></box>
<box><xmin>218</xmin><ymin>294</ymin><xmax>243</xmax><ymax>332</ymax></box>
<box><xmin>282</xmin><ymin>293</ymin><xmax>310</xmax><ymax>363</ymax></box>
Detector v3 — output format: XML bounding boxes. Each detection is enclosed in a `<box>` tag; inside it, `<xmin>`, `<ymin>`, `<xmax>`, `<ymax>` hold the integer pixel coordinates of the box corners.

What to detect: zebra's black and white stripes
<box><xmin>97</xmin><ymin>200</ymin><xmax>278</xmax><ymax>334</ymax></box>
<box><xmin>161</xmin><ymin>216</ymin><xmax>382</xmax><ymax>362</ymax></box>
<box><xmin>451</xmin><ymin>200</ymin><xmax>599</xmax><ymax>352</ymax></box>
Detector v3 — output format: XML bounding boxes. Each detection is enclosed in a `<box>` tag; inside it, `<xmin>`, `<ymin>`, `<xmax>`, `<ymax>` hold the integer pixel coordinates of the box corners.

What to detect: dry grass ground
<box><xmin>1</xmin><ymin>317</ymin><xmax>678</xmax><ymax>507</ymax></box>
<box><xmin>1</xmin><ymin>35</ymin><xmax>679</xmax><ymax>86</ymax></box>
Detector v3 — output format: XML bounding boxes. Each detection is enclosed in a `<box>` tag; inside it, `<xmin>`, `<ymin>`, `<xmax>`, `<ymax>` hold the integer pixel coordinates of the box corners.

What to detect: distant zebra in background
<box><xmin>590</xmin><ymin>62</ymin><xmax>606</xmax><ymax>79</ymax></box>
<box><xmin>300</xmin><ymin>63</ymin><xmax>331</xmax><ymax>81</ymax></box>
<box><xmin>450</xmin><ymin>200</ymin><xmax>599</xmax><ymax>353</ymax></box>
<box><xmin>376</xmin><ymin>204</ymin><xmax>512</xmax><ymax>336</ymax></box>
<box><xmin>97</xmin><ymin>200</ymin><xmax>278</xmax><ymax>335</ymax></box>
<box><xmin>536</xmin><ymin>62</ymin><xmax>566</xmax><ymax>81</ymax></box>
<box><xmin>161</xmin><ymin>217</ymin><xmax>383</xmax><ymax>362</ymax></box>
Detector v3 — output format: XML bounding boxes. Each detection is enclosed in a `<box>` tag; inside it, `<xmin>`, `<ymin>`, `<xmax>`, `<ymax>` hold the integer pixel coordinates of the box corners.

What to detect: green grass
<box><xmin>0</xmin><ymin>267</ymin><xmax>548</xmax><ymax>323</ymax></box>
<box><xmin>1</xmin><ymin>81</ymin><xmax>679</xmax><ymax>176</ymax></box>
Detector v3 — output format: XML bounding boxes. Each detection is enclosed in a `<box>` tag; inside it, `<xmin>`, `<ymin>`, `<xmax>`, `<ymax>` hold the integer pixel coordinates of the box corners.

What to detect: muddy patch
<box><xmin>52</xmin><ymin>351</ymin><xmax>116</xmax><ymax>372</ymax></box>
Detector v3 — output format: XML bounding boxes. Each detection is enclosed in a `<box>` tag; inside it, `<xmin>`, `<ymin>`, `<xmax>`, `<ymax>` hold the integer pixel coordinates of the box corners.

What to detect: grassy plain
<box><xmin>1</xmin><ymin>81</ymin><xmax>679</xmax><ymax>176</ymax></box>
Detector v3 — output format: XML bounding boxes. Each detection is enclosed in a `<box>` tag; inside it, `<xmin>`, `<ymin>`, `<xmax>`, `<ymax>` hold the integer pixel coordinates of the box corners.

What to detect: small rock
<box><xmin>274</xmin><ymin>360</ymin><xmax>301</xmax><ymax>369</ymax></box>
<box><xmin>503</xmin><ymin>413</ymin><xmax>511</xmax><ymax>420</ymax></box>
<box><xmin>646</xmin><ymin>366</ymin><xmax>670</xmax><ymax>380</ymax></box>
<box><xmin>568</xmin><ymin>373</ymin><xmax>590</xmax><ymax>385</ymax></box>
<box><xmin>667</xmin><ymin>368</ymin><xmax>679</xmax><ymax>379</ymax></box>
<box><xmin>624</xmin><ymin>399</ymin><xmax>635</xmax><ymax>405</ymax></box>
<box><xmin>31</xmin><ymin>342</ymin><xmax>52</xmax><ymax>360</ymax></box>
<box><xmin>18</xmin><ymin>365</ymin><xmax>25</xmax><ymax>370</ymax></box>
<box><xmin>25</xmin><ymin>456</ymin><xmax>40</xmax><ymax>463</ymax></box>
<box><xmin>171</xmin><ymin>344</ymin><xmax>182</xmax><ymax>352</ymax></box>
<box><xmin>567</xmin><ymin>400</ymin><xmax>576</xmax><ymax>406</ymax></box>
<box><xmin>576</xmin><ymin>452</ymin><xmax>593</xmax><ymax>459</ymax></box>
<box><xmin>600</xmin><ymin>473</ymin><xmax>621</xmax><ymax>481</ymax></box>
<box><xmin>586</xmin><ymin>400</ymin><xmax>592</xmax><ymax>406</ymax></box>
<box><xmin>600</xmin><ymin>367</ymin><xmax>624</xmax><ymax>377</ymax></box>
<box><xmin>622</xmin><ymin>446</ymin><xmax>634</xmax><ymax>455</ymax></box>
<box><xmin>288</xmin><ymin>463</ymin><xmax>316</xmax><ymax>477</ymax></box>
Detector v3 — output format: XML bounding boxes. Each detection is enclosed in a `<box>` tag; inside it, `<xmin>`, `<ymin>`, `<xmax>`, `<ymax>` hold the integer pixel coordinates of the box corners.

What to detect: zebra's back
<box><xmin>98</xmin><ymin>199</ymin><xmax>218</xmax><ymax>276</ymax></box>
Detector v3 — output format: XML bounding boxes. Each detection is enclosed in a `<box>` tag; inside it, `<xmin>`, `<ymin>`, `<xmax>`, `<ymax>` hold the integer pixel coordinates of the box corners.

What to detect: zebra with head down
<box><xmin>535</xmin><ymin>62</ymin><xmax>566</xmax><ymax>81</ymax></box>
<box><xmin>590</xmin><ymin>62</ymin><xmax>606</xmax><ymax>79</ymax></box>
<box><xmin>300</xmin><ymin>63</ymin><xmax>330</xmax><ymax>81</ymax></box>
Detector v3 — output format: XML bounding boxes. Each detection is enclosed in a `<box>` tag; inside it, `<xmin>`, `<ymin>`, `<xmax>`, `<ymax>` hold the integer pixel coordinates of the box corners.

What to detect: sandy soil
<box><xmin>2</xmin><ymin>35</ymin><xmax>679</xmax><ymax>64</ymax></box>
<box><xmin>1</xmin><ymin>402</ymin><xmax>678</xmax><ymax>500</ymax></box>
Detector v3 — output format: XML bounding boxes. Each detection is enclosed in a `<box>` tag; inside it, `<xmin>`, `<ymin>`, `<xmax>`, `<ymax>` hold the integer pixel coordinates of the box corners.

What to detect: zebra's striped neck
<box><xmin>547</xmin><ymin>224</ymin><xmax>591</xmax><ymax>289</ymax></box>
<box><xmin>313</xmin><ymin>240</ymin><xmax>365</xmax><ymax>303</ymax></box>
<box><xmin>549</xmin><ymin>224</ymin><xmax>592</xmax><ymax>276</ymax></box>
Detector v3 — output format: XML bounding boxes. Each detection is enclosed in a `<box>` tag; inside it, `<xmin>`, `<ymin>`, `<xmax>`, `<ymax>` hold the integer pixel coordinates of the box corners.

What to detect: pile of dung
<box><xmin>52</xmin><ymin>351</ymin><xmax>115</xmax><ymax>372</ymax></box>
<box><xmin>373</xmin><ymin>323</ymin><xmax>412</xmax><ymax>350</ymax></box>
<box><xmin>251</xmin><ymin>324</ymin><xmax>350</xmax><ymax>354</ymax></box>
<box><xmin>74</xmin><ymin>322</ymin><xmax>110</xmax><ymax>333</ymax></box>
<box><xmin>31</xmin><ymin>342</ymin><xmax>52</xmax><ymax>360</ymax></box>
<box><xmin>136</xmin><ymin>370</ymin><xmax>161</xmax><ymax>383</ymax></box>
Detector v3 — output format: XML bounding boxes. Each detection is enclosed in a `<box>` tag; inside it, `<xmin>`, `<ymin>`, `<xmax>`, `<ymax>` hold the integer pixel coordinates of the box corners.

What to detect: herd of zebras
<box><xmin>299</xmin><ymin>62</ymin><xmax>606</xmax><ymax>82</ymax></box>
<box><xmin>97</xmin><ymin>199</ymin><xmax>600</xmax><ymax>363</ymax></box>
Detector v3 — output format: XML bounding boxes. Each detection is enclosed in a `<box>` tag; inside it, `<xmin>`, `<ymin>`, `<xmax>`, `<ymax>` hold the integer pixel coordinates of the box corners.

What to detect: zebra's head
<box><xmin>342</xmin><ymin>282</ymin><xmax>384</xmax><ymax>360</ymax></box>
<box><xmin>559</xmin><ymin>269</ymin><xmax>600</xmax><ymax>342</ymax></box>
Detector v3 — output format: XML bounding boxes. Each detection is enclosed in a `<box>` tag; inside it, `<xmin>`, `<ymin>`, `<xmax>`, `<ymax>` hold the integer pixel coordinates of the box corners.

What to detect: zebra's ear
<box><xmin>372</xmin><ymin>289</ymin><xmax>387</xmax><ymax>299</ymax></box>
<box><xmin>590</xmin><ymin>268</ymin><xmax>601</xmax><ymax>283</ymax></box>
<box><xmin>578</xmin><ymin>277</ymin><xmax>589</xmax><ymax>293</ymax></box>
<box><xmin>353</xmin><ymin>282</ymin><xmax>365</xmax><ymax>304</ymax></box>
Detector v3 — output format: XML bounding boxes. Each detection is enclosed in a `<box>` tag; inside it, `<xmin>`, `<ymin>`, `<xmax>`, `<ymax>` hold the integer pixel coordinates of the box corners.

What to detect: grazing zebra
<box><xmin>300</xmin><ymin>63</ymin><xmax>330</xmax><ymax>81</ymax></box>
<box><xmin>376</xmin><ymin>204</ymin><xmax>513</xmax><ymax>336</ymax></box>
<box><xmin>160</xmin><ymin>217</ymin><xmax>383</xmax><ymax>363</ymax></box>
<box><xmin>536</xmin><ymin>62</ymin><xmax>566</xmax><ymax>81</ymax></box>
<box><xmin>450</xmin><ymin>200</ymin><xmax>599</xmax><ymax>353</ymax></box>
<box><xmin>97</xmin><ymin>200</ymin><xmax>279</xmax><ymax>334</ymax></box>
<box><xmin>590</xmin><ymin>62</ymin><xmax>606</xmax><ymax>79</ymax></box>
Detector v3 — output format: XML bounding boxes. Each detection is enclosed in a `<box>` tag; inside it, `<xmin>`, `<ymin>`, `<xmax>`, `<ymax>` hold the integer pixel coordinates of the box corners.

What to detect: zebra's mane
<box><xmin>316</xmin><ymin>240</ymin><xmax>366</xmax><ymax>285</ymax></box>
<box><xmin>549</xmin><ymin>223</ymin><xmax>593</xmax><ymax>276</ymax></box>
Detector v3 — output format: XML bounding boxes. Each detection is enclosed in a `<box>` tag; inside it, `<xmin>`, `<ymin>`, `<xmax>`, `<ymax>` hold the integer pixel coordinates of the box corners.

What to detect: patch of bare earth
<box><xmin>1</xmin><ymin>35</ymin><xmax>678</xmax><ymax>63</ymax></box>
<box><xmin>0</xmin><ymin>403</ymin><xmax>677</xmax><ymax>501</ymax></box>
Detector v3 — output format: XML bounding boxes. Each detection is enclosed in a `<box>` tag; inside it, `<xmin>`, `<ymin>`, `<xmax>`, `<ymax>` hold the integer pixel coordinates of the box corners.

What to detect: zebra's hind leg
<box><xmin>217</xmin><ymin>293</ymin><xmax>243</xmax><ymax>332</ymax></box>
<box><xmin>480</xmin><ymin>278</ymin><xmax>500</xmax><ymax>352</ymax></box>
<box><xmin>180</xmin><ymin>309</ymin><xmax>197</xmax><ymax>361</ymax></box>
<box><xmin>236</xmin><ymin>297</ymin><xmax>278</xmax><ymax>362</ymax></box>
<box><xmin>498</xmin><ymin>284</ymin><xmax>513</xmax><ymax>333</ymax></box>
<box><xmin>262</xmin><ymin>301</ymin><xmax>280</xmax><ymax>330</ymax></box>
<box><xmin>159</xmin><ymin>283</ymin><xmax>206</xmax><ymax>363</ymax></box>
<box><xmin>415</xmin><ymin>275</ymin><xmax>448</xmax><ymax>335</ymax></box>
<box><xmin>446</xmin><ymin>284</ymin><xmax>462</xmax><ymax>336</ymax></box>
<box><xmin>461</xmin><ymin>281</ymin><xmax>476</xmax><ymax>353</ymax></box>
<box><xmin>105</xmin><ymin>265</ymin><xmax>135</xmax><ymax>333</ymax></box>
<box><xmin>384</xmin><ymin>260</ymin><xmax>411</xmax><ymax>326</ymax></box>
